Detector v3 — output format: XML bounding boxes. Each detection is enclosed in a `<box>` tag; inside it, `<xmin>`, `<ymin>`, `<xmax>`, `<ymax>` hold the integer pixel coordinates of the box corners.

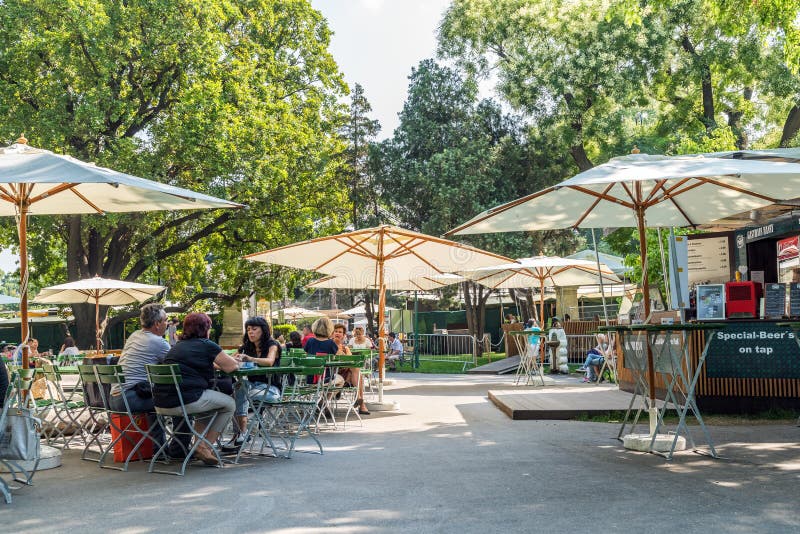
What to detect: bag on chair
<box><xmin>0</xmin><ymin>408</ymin><xmax>42</xmax><ymax>461</ymax></box>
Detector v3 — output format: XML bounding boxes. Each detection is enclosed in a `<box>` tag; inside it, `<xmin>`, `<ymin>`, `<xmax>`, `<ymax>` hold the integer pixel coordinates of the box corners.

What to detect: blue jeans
<box><xmin>109</xmin><ymin>387</ymin><xmax>165</xmax><ymax>446</ymax></box>
<box><xmin>234</xmin><ymin>380</ymin><xmax>281</xmax><ymax>416</ymax></box>
<box><xmin>582</xmin><ymin>353</ymin><xmax>605</xmax><ymax>380</ymax></box>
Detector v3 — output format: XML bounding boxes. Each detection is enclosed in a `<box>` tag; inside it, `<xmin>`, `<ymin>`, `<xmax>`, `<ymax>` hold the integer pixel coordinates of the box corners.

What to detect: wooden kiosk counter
<box><xmin>616</xmin><ymin>318</ymin><xmax>800</xmax><ymax>413</ymax></box>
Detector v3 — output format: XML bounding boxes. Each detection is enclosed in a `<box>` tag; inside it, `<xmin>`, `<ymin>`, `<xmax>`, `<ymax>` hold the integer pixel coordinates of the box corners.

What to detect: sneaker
<box><xmin>577</xmin><ymin>366</ymin><xmax>587</xmax><ymax>372</ymax></box>
<box><xmin>581</xmin><ymin>377</ymin><xmax>591</xmax><ymax>383</ymax></box>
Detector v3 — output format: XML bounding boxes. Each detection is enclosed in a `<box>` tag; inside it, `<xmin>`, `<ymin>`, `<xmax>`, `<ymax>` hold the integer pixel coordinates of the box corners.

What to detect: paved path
<box><xmin>3</xmin><ymin>374</ymin><xmax>799</xmax><ymax>533</ymax></box>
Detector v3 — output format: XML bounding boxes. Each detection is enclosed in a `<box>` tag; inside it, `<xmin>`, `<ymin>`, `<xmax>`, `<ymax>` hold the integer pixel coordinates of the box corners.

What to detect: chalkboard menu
<box><xmin>791</xmin><ymin>283</ymin><xmax>800</xmax><ymax>317</ymax></box>
<box><xmin>764</xmin><ymin>283</ymin><xmax>786</xmax><ymax>318</ymax></box>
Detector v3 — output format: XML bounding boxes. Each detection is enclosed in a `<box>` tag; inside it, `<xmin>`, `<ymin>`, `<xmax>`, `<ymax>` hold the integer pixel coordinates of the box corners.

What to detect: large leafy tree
<box><xmin>0</xmin><ymin>0</ymin><xmax>350</xmax><ymax>346</ymax></box>
<box><xmin>370</xmin><ymin>59</ymin><xmax>580</xmax><ymax>349</ymax></box>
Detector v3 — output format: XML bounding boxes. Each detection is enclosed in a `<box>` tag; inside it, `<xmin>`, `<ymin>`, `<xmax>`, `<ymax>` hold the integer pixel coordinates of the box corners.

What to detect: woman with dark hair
<box><xmin>59</xmin><ymin>336</ymin><xmax>81</xmax><ymax>358</ymax></box>
<box><xmin>154</xmin><ymin>312</ymin><xmax>238</xmax><ymax>465</ymax></box>
<box><xmin>228</xmin><ymin>316</ymin><xmax>281</xmax><ymax>450</ymax></box>
<box><xmin>285</xmin><ymin>330</ymin><xmax>303</xmax><ymax>350</ymax></box>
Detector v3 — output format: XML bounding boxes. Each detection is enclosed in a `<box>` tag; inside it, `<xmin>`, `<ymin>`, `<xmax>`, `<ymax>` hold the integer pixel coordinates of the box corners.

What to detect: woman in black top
<box><xmin>154</xmin><ymin>312</ymin><xmax>238</xmax><ymax>465</ymax></box>
<box><xmin>228</xmin><ymin>316</ymin><xmax>281</xmax><ymax>449</ymax></box>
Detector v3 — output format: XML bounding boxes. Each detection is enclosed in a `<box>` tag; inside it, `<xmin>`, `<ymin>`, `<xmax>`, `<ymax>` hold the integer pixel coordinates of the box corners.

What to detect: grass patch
<box><xmin>393</xmin><ymin>353</ymin><xmax>505</xmax><ymax>374</ymax></box>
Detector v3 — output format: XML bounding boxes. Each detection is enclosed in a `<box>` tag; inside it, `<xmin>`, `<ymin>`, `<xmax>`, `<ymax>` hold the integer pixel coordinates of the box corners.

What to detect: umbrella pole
<box><xmin>591</xmin><ymin>228</ymin><xmax>610</xmax><ymax>327</ymax></box>
<box><xmin>377</xmin><ymin>237</ymin><xmax>386</xmax><ymax>403</ymax></box>
<box><xmin>413</xmin><ymin>290</ymin><xmax>419</xmax><ymax>369</ymax></box>
<box><xmin>636</xmin><ymin>201</ymin><xmax>658</xmax><ymax>435</ymax></box>
<box><xmin>18</xmin><ymin>201</ymin><xmax>30</xmax><ymax>369</ymax></box>
<box><xmin>95</xmin><ymin>295</ymin><xmax>101</xmax><ymax>353</ymax></box>
<box><xmin>539</xmin><ymin>277</ymin><xmax>546</xmax><ymax>367</ymax></box>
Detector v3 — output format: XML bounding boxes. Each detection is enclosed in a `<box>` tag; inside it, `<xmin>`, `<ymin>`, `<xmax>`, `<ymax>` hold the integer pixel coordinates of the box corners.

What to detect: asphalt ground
<box><xmin>2</xmin><ymin>374</ymin><xmax>798</xmax><ymax>533</ymax></box>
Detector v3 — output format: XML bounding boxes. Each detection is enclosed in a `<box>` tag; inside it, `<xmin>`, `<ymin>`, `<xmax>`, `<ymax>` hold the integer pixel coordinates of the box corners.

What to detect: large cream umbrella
<box><xmin>33</xmin><ymin>276</ymin><xmax>165</xmax><ymax>352</ymax></box>
<box><xmin>447</xmin><ymin>152</ymin><xmax>800</xmax><ymax>431</ymax></box>
<box><xmin>0</xmin><ymin>137</ymin><xmax>243</xmax><ymax>367</ymax></box>
<box><xmin>245</xmin><ymin>225</ymin><xmax>515</xmax><ymax>406</ymax></box>
<box><xmin>458</xmin><ymin>255</ymin><xmax>621</xmax><ymax>325</ymax></box>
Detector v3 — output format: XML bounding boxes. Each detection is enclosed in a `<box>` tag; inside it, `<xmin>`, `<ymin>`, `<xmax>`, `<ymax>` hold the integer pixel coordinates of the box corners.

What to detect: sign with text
<box><xmin>688</xmin><ymin>235</ymin><xmax>731</xmax><ymax>285</ymax></box>
<box><xmin>764</xmin><ymin>283</ymin><xmax>786</xmax><ymax>318</ymax></box>
<box><xmin>705</xmin><ymin>322</ymin><xmax>800</xmax><ymax>379</ymax></box>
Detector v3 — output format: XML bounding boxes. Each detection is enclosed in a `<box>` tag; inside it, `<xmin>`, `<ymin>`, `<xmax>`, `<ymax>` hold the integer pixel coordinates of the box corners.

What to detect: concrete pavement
<box><xmin>2</xmin><ymin>374</ymin><xmax>799</xmax><ymax>533</ymax></box>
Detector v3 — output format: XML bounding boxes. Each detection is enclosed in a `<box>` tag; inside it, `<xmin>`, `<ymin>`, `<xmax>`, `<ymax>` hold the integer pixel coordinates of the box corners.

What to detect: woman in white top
<box><xmin>348</xmin><ymin>326</ymin><xmax>373</xmax><ymax>349</ymax></box>
<box><xmin>59</xmin><ymin>336</ymin><xmax>81</xmax><ymax>357</ymax></box>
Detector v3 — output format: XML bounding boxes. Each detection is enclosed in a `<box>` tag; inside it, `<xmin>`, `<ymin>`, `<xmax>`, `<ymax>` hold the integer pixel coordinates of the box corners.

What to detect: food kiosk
<box><xmin>617</xmin><ymin>218</ymin><xmax>800</xmax><ymax>413</ymax></box>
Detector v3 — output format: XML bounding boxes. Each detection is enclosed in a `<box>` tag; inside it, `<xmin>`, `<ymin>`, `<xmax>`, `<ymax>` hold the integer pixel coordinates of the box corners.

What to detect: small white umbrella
<box><xmin>245</xmin><ymin>225</ymin><xmax>514</xmax><ymax>405</ymax></box>
<box><xmin>34</xmin><ymin>276</ymin><xmax>165</xmax><ymax>351</ymax></box>
<box><xmin>0</xmin><ymin>294</ymin><xmax>20</xmax><ymax>305</ymax></box>
<box><xmin>0</xmin><ymin>137</ymin><xmax>243</xmax><ymax>367</ymax></box>
<box><xmin>458</xmin><ymin>255</ymin><xmax>621</xmax><ymax>324</ymax></box>
<box><xmin>270</xmin><ymin>306</ymin><xmax>320</xmax><ymax>321</ymax></box>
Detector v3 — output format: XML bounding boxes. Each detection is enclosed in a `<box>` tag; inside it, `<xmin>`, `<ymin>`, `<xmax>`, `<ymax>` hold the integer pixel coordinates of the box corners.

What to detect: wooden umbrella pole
<box><xmin>377</xmin><ymin>229</ymin><xmax>387</xmax><ymax>403</ymax></box>
<box><xmin>635</xmin><ymin>193</ymin><xmax>658</xmax><ymax>434</ymax></box>
<box><xmin>539</xmin><ymin>276</ymin><xmax>546</xmax><ymax>366</ymax></box>
<box><xmin>95</xmin><ymin>295</ymin><xmax>101</xmax><ymax>353</ymax></box>
<box><xmin>19</xmin><ymin>200</ymin><xmax>30</xmax><ymax>369</ymax></box>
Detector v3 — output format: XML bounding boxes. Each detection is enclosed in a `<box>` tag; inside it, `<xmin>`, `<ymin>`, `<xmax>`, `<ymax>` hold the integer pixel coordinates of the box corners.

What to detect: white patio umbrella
<box><xmin>309</xmin><ymin>273</ymin><xmax>464</xmax><ymax>292</ymax></box>
<box><xmin>270</xmin><ymin>306</ymin><xmax>320</xmax><ymax>321</ymax></box>
<box><xmin>447</xmin><ymin>152</ymin><xmax>800</xmax><ymax>429</ymax></box>
<box><xmin>33</xmin><ymin>276</ymin><xmax>165</xmax><ymax>351</ymax></box>
<box><xmin>457</xmin><ymin>255</ymin><xmax>621</xmax><ymax>325</ymax></box>
<box><xmin>0</xmin><ymin>137</ymin><xmax>243</xmax><ymax>366</ymax></box>
<box><xmin>0</xmin><ymin>294</ymin><xmax>20</xmax><ymax>305</ymax></box>
<box><xmin>245</xmin><ymin>225</ymin><xmax>515</xmax><ymax>406</ymax></box>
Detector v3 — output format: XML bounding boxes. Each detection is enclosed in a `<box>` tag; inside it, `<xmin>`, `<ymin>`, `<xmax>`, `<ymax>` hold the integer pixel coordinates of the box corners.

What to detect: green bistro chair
<box><xmin>94</xmin><ymin>365</ymin><xmax>162</xmax><ymax>471</ymax></box>
<box><xmin>327</xmin><ymin>353</ymin><xmax>367</xmax><ymax>428</ymax></box>
<box><xmin>76</xmin><ymin>364</ymin><xmax>111</xmax><ymax>463</ymax></box>
<box><xmin>145</xmin><ymin>364</ymin><xmax>222</xmax><ymax>475</ymax></box>
<box><xmin>38</xmin><ymin>363</ymin><xmax>87</xmax><ymax>450</ymax></box>
<box><xmin>275</xmin><ymin>363</ymin><xmax>325</xmax><ymax>458</ymax></box>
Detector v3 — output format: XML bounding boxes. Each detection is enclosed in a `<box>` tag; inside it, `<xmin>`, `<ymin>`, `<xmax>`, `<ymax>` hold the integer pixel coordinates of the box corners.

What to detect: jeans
<box><xmin>109</xmin><ymin>387</ymin><xmax>165</xmax><ymax>446</ymax></box>
<box><xmin>234</xmin><ymin>380</ymin><xmax>281</xmax><ymax>416</ymax></box>
<box><xmin>581</xmin><ymin>353</ymin><xmax>605</xmax><ymax>380</ymax></box>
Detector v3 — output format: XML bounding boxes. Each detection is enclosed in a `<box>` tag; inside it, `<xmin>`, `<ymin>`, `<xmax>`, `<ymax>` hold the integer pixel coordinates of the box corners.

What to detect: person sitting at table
<box><xmin>333</xmin><ymin>323</ymin><xmax>369</xmax><ymax>415</ymax></box>
<box><xmin>305</xmin><ymin>317</ymin><xmax>341</xmax><ymax>418</ymax></box>
<box><xmin>228</xmin><ymin>316</ymin><xmax>281</xmax><ymax>452</ymax></box>
<box><xmin>12</xmin><ymin>337</ymin><xmax>40</xmax><ymax>365</ymax></box>
<box><xmin>284</xmin><ymin>330</ymin><xmax>303</xmax><ymax>352</ymax></box>
<box><xmin>154</xmin><ymin>312</ymin><xmax>238</xmax><ymax>465</ymax></box>
<box><xmin>386</xmin><ymin>332</ymin><xmax>404</xmax><ymax>371</ymax></box>
<box><xmin>348</xmin><ymin>326</ymin><xmax>373</xmax><ymax>350</ymax></box>
<box><xmin>301</xmin><ymin>324</ymin><xmax>314</xmax><ymax>348</ymax></box>
<box><xmin>109</xmin><ymin>303</ymin><xmax>171</xmax><ymax>447</ymax></box>
<box><xmin>59</xmin><ymin>336</ymin><xmax>81</xmax><ymax>358</ymax></box>
<box><xmin>578</xmin><ymin>333</ymin><xmax>611</xmax><ymax>382</ymax></box>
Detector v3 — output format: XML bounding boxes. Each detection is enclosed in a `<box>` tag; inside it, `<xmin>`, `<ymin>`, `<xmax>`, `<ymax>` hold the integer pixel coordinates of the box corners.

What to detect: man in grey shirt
<box><xmin>109</xmin><ymin>303</ymin><xmax>170</xmax><ymax>444</ymax></box>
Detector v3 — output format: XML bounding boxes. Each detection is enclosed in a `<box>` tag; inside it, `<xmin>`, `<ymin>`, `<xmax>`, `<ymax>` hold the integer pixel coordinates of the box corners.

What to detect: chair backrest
<box><xmin>330</xmin><ymin>354</ymin><xmax>367</xmax><ymax>367</ymax></box>
<box><xmin>94</xmin><ymin>364</ymin><xmax>125</xmax><ymax>386</ymax></box>
<box><xmin>77</xmin><ymin>364</ymin><xmax>99</xmax><ymax>384</ymax></box>
<box><xmin>145</xmin><ymin>364</ymin><xmax>183</xmax><ymax>385</ymax></box>
<box><xmin>40</xmin><ymin>362</ymin><xmax>61</xmax><ymax>383</ymax></box>
<box><xmin>288</xmin><ymin>348</ymin><xmax>306</xmax><ymax>356</ymax></box>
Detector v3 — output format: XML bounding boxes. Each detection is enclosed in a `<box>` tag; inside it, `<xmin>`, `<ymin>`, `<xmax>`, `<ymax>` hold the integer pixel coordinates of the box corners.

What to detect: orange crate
<box><xmin>110</xmin><ymin>414</ymin><xmax>153</xmax><ymax>462</ymax></box>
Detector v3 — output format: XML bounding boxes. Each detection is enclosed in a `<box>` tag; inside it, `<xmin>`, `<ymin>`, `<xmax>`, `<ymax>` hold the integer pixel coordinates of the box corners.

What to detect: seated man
<box><xmin>386</xmin><ymin>332</ymin><xmax>404</xmax><ymax>371</ymax></box>
<box><xmin>578</xmin><ymin>333</ymin><xmax>611</xmax><ymax>382</ymax></box>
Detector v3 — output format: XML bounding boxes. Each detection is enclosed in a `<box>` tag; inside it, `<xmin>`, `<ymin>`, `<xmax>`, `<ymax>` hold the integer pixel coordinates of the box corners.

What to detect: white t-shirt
<box><xmin>349</xmin><ymin>338</ymin><xmax>373</xmax><ymax>349</ymax></box>
<box><xmin>59</xmin><ymin>346</ymin><xmax>81</xmax><ymax>356</ymax></box>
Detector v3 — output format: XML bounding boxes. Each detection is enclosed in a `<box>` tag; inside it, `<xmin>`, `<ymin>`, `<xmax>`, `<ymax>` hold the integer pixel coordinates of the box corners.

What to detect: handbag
<box><xmin>0</xmin><ymin>408</ymin><xmax>42</xmax><ymax>461</ymax></box>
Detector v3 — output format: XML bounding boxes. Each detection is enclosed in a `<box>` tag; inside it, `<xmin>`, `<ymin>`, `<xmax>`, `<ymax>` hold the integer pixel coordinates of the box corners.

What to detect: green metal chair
<box><xmin>76</xmin><ymin>364</ymin><xmax>111</xmax><ymax>463</ymax></box>
<box><xmin>145</xmin><ymin>364</ymin><xmax>222</xmax><ymax>475</ymax></box>
<box><xmin>94</xmin><ymin>365</ymin><xmax>162</xmax><ymax>471</ymax></box>
<box><xmin>38</xmin><ymin>363</ymin><xmax>86</xmax><ymax>450</ymax></box>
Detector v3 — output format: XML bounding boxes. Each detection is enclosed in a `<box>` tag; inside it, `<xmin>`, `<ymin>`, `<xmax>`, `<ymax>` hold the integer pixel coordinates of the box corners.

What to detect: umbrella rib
<box><xmin>573</xmin><ymin>183</ymin><xmax>616</xmax><ymax>227</ymax></box>
<box><xmin>382</xmin><ymin>235</ymin><xmax>443</xmax><ymax>272</ymax></box>
<box><xmin>0</xmin><ymin>185</ymin><xmax>16</xmax><ymax>203</ymax></box>
<box><xmin>314</xmin><ymin>233</ymin><xmax>376</xmax><ymax>271</ymax></box>
<box><xmin>564</xmin><ymin>185</ymin><xmax>635</xmax><ymax>210</ymax></box>
<box><xmin>694</xmin><ymin>177</ymin><xmax>780</xmax><ymax>203</ymax></box>
<box><xmin>445</xmin><ymin>187</ymin><xmax>557</xmax><ymax>236</ymax></box>
<box><xmin>647</xmin><ymin>180</ymin><xmax>697</xmax><ymax>226</ymax></box>
<box><xmin>28</xmin><ymin>183</ymin><xmax>80</xmax><ymax>204</ymax></box>
<box><xmin>68</xmin><ymin>187</ymin><xmax>106</xmax><ymax>214</ymax></box>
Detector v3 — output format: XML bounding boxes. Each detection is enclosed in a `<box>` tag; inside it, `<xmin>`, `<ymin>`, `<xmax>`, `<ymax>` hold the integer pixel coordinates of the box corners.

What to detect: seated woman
<box><xmin>58</xmin><ymin>336</ymin><xmax>82</xmax><ymax>362</ymax></box>
<box><xmin>229</xmin><ymin>316</ymin><xmax>281</xmax><ymax>451</ymax></box>
<box><xmin>305</xmin><ymin>317</ymin><xmax>340</xmax><ymax>418</ymax></box>
<box><xmin>348</xmin><ymin>326</ymin><xmax>373</xmax><ymax>350</ymax></box>
<box><xmin>333</xmin><ymin>323</ymin><xmax>369</xmax><ymax>415</ymax></box>
<box><xmin>579</xmin><ymin>333</ymin><xmax>610</xmax><ymax>382</ymax></box>
<box><xmin>153</xmin><ymin>312</ymin><xmax>238</xmax><ymax>465</ymax></box>
<box><xmin>284</xmin><ymin>330</ymin><xmax>303</xmax><ymax>352</ymax></box>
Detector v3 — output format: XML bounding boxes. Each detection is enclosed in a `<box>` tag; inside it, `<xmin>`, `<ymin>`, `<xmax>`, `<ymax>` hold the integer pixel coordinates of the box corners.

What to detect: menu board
<box><xmin>764</xmin><ymin>283</ymin><xmax>786</xmax><ymax>318</ymax></box>
<box><xmin>790</xmin><ymin>283</ymin><xmax>800</xmax><ymax>317</ymax></box>
<box><xmin>696</xmin><ymin>284</ymin><xmax>725</xmax><ymax>320</ymax></box>
<box><xmin>688</xmin><ymin>236</ymin><xmax>731</xmax><ymax>285</ymax></box>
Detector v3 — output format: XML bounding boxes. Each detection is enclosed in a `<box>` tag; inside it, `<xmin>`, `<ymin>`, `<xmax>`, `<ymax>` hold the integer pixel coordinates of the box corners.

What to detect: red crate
<box><xmin>110</xmin><ymin>414</ymin><xmax>153</xmax><ymax>463</ymax></box>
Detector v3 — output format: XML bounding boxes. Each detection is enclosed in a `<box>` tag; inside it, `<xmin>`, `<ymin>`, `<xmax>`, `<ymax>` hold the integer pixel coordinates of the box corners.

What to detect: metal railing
<box><xmin>564</xmin><ymin>334</ymin><xmax>599</xmax><ymax>364</ymax></box>
<box><xmin>409</xmin><ymin>334</ymin><xmax>478</xmax><ymax>366</ymax></box>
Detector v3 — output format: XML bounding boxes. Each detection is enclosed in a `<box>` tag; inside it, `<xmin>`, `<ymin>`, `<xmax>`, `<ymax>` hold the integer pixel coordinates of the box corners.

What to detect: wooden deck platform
<box><xmin>488</xmin><ymin>386</ymin><xmax>652</xmax><ymax>420</ymax></box>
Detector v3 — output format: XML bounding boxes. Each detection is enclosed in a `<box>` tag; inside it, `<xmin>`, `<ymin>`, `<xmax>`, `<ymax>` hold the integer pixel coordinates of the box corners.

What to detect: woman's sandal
<box><xmin>194</xmin><ymin>447</ymin><xmax>221</xmax><ymax>466</ymax></box>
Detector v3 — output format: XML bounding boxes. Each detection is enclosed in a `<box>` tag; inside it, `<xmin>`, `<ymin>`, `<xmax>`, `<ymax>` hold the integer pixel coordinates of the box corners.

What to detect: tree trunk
<box><xmin>780</xmin><ymin>104</ymin><xmax>800</xmax><ymax>147</ymax></box>
<box><xmin>463</xmin><ymin>281</ymin><xmax>491</xmax><ymax>357</ymax></box>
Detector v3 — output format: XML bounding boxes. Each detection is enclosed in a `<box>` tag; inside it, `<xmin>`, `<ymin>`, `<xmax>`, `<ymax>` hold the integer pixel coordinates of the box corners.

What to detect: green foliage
<box><xmin>272</xmin><ymin>323</ymin><xmax>297</xmax><ymax>339</ymax></box>
<box><xmin>0</xmin><ymin>0</ymin><xmax>351</xmax><ymax>345</ymax></box>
